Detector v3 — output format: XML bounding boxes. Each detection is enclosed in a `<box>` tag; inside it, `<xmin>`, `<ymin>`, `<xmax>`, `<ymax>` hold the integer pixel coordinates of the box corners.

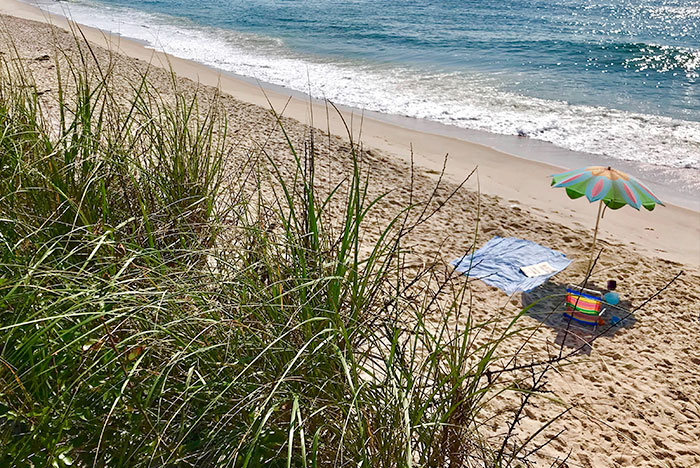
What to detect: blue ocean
<box><xmin>28</xmin><ymin>0</ymin><xmax>700</xmax><ymax>198</ymax></box>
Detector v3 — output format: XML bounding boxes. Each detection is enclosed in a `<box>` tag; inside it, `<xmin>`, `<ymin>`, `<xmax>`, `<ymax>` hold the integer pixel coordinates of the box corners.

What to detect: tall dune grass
<box><xmin>0</xmin><ymin>33</ymin><xmax>556</xmax><ymax>467</ymax></box>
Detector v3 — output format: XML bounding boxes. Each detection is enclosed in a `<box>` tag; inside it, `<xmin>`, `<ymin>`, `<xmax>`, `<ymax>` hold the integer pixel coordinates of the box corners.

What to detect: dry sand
<box><xmin>1</xmin><ymin>2</ymin><xmax>700</xmax><ymax>467</ymax></box>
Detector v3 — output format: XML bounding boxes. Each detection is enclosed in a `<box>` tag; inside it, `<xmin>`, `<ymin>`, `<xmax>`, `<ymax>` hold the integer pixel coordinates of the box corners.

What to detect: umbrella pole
<box><xmin>588</xmin><ymin>200</ymin><xmax>604</xmax><ymax>272</ymax></box>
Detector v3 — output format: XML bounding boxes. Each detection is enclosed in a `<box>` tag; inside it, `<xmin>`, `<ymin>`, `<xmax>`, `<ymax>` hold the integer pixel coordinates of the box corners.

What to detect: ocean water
<box><xmin>26</xmin><ymin>0</ymin><xmax>700</xmax><ymax>200</ymax></box>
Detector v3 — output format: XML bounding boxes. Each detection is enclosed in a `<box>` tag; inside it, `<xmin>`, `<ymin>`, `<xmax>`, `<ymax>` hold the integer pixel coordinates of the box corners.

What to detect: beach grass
<box><xmin>0</xmin><ymin>33</ymin><xmax>558</xmax><ymax>468</ymax></box>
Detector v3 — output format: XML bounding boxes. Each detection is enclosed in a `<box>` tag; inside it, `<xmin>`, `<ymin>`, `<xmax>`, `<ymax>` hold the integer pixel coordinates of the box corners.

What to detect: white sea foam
<box><xmin>29</xmin><ymin>0</ymin><xmax>700</xmax><ymax>173</ymax></box>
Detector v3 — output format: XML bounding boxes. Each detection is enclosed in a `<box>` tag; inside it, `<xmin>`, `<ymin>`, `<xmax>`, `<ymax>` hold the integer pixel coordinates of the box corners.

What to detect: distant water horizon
<box><xmin>24</xmin><ymin>0</ymin><xmax>700</xmax><ymax>204</ymax></box>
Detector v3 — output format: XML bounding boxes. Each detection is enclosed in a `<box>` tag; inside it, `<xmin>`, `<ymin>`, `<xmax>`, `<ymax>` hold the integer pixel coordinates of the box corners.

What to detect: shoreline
<box><xmin>17</xmin><ymin>0</ymin><xmax>700</xmax><ymax>211</ymax></box>
<box><xmin>15</xmin><ymin>0</ymin><xmax>700</xmax><ymax>212</ymax></box>
<box><xmin>2</xmin><ymin>0</ymin><xmax>699</xmax><ymax>267</ymax></box>
<box><xmin>237</xmin><ymin>70</ymin><xmax>700</xmax><ymax>211</ymax></box>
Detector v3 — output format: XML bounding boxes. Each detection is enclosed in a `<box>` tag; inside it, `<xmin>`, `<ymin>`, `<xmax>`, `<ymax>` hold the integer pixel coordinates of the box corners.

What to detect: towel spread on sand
<box><xmin>451</xmin><ymin>237</ymin><xmax>571</xmax><ymax>294</ymax></box>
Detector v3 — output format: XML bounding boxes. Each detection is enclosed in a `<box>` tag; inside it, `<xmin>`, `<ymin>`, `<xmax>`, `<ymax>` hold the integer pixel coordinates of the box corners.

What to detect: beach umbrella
<box><xmin>550</xmin><ymin>166</ymin><xmax>664</xmax><ymax>264</ymax></box>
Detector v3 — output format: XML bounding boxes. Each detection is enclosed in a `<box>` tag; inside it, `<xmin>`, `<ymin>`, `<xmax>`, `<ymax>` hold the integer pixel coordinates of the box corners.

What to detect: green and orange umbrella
<box><xmin>550</xmin><ymin>166</ymin><xmax>664</xmax><ymax>264</ymax></box>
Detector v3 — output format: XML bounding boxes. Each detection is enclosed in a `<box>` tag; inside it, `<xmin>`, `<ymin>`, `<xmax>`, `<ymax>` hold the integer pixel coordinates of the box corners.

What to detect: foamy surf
<box><xmin>25</xmin><ymin>0</ymin><xmax>700</xmax><ymax>182</ymax></box>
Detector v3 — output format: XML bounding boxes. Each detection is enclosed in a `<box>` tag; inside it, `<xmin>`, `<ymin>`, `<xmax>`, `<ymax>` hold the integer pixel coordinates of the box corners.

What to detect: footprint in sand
<box><xmin>614</xmin><ymin>455</ymin><xmax>633</xmax><ymax>466</ymax></box>
<box><xmin>616</xmin><ymin>426</ymin><xmax>639</xmax><ymax>442</ymax></box>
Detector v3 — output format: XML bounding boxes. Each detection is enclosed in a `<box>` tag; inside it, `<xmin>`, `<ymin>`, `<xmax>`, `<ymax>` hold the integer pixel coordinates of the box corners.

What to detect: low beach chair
<box><xmin>563</xmin><ymin>287</ymin><xmax>606</xmax><ymax>326</ymax></box>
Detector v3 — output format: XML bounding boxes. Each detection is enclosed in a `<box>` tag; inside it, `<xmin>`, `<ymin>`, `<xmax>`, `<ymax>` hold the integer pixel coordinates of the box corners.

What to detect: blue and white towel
<box><xmin>451</xmin><ymin>237</ymin><xmax>571</xmax><ymax>294</ymax></box>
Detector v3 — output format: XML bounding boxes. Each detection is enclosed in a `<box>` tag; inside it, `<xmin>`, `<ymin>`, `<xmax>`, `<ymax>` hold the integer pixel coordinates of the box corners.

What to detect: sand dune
<box><xmin>1</xmin><ymin>5</ymin><xmax>699</xmax><ymax>467</ymax></box>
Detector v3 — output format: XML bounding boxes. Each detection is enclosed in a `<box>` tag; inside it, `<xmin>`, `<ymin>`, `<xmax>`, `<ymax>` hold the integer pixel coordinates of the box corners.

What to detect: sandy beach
<box><xmin>2</xmin><ymin>1</ymin><xmax>700</xmax><ymax>466</ymax></box>
<box><xmin>2</xmin><ymin>0</ymin><xmax>698</xmax><ymax>268</ymax></box>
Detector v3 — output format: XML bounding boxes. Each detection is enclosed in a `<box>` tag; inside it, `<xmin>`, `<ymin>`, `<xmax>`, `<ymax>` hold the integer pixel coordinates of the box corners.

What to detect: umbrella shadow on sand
<box><xmin>521</xmin><ymin>281</ymin><xmax>635</xmax><ymax>356</ymax></box>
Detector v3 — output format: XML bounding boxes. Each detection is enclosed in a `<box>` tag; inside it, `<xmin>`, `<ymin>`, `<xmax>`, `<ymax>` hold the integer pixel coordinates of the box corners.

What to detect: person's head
<box><xmin>607</xmin><ymin>279</ymin><xmax>617</xmax><ymax>291</ymax></box>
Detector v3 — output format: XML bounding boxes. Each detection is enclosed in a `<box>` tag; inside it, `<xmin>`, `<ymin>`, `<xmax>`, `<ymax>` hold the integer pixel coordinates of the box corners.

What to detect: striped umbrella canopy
<box><xmin>550</xmin><ymin>166</ymin><xmax>663</xmax><ymax>211</ymax></box>
<box><xmin>550</xmin><ymin>166</ymin><xmax>664</xmax><ymax>268</ymax></box>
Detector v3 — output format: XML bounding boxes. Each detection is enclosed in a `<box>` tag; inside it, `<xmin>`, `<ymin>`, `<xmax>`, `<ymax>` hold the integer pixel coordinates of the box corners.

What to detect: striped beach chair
<box><xmin>564</xmin><ymin>287</ymin><xmax>605</xmax><ymax>326</ymax></box>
